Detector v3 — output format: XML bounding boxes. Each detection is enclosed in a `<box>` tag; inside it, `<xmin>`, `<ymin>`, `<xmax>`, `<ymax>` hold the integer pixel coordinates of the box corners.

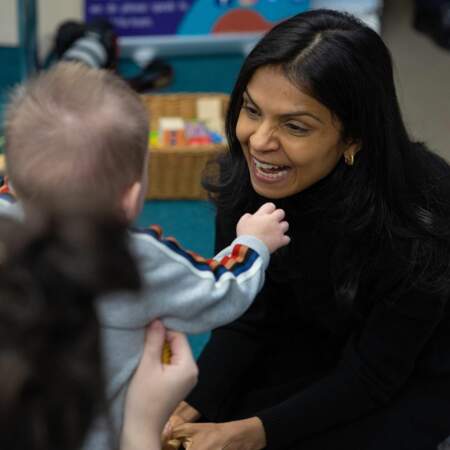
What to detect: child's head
<box><xmin>0</xmin><ymin>212</ymin><xmax>140</xmax><ymax>450</ymax></box>
<box><xmin>4</xmin><ymin>62</ymin><xmax>149</xmax><ymax>220</ymax></box>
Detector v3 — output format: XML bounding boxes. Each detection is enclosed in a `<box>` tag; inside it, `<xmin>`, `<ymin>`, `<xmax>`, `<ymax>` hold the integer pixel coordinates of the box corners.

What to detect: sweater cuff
<box><xmin>232</xmin><ymin>235</ymin><xmax>270</xmax><ymax>270</ymax></box>
<box><xmin>256</xmin><ymin>410</ymin><xmax>291</xmax><ymax>450</ymax></box>
<box><xmin>185</xmin><ymin>390</ymin><xmax>222</xmax><ymax>422</ymax></box>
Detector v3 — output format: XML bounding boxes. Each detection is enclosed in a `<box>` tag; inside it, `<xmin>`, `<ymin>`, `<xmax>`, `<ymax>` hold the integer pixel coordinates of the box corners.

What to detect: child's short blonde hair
<box><xmin>4</xmin><ymin>62</ymin><xmax>149</xmax><ymax>211</ymax></box>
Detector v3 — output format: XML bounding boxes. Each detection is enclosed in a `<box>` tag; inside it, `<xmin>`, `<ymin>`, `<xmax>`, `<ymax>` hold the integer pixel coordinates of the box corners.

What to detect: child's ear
<box><xmin>121</xmin><ymin>180</ymin><xmax>142</xmax><ymax>222</ymax></box>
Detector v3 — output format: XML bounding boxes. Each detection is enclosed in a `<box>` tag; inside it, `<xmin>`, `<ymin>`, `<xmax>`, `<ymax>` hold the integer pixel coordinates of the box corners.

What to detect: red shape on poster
<box><xmin>212</xmin><ymin>8</ymin><xmax>272</xmax><ymax>33</ymax></box>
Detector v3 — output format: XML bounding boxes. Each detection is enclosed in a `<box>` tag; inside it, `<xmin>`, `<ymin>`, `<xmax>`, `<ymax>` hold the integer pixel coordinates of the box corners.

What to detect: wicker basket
<box><xmin>142</xmin><ymin>93</ymin><xmax>229</xmax><ymax>200</ymax></box>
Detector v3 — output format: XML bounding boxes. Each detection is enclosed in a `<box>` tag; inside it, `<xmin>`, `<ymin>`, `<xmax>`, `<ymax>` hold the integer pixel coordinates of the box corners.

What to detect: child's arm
<box><xmin>112</xmin><ymin>203</ymin><xmax>289</xmax><ymax>334</ymax></box>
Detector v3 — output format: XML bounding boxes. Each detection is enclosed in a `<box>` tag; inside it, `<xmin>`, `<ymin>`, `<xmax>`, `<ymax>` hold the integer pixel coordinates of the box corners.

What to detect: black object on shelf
<box><xmin>126</xmin><ymin>59</ymin><xmax>173</xmax><ymax>93</ymax></box>
<box><xmin>44</xmin><ymin>19</ymin><xmax>174</xmax><ymax>93</ymax></box>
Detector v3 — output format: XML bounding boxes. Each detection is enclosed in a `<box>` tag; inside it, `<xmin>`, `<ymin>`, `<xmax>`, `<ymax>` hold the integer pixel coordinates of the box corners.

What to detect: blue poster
<box><xmin>85</xmin><ymin>0</ymin><xmax>309</xmax><ymax>37</ymax></box>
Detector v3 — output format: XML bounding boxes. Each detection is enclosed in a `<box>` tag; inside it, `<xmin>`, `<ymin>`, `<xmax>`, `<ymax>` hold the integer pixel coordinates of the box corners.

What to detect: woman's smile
<box><xmin>251</xmin><ymin>155</ymin><xmax>291</xmax><ymax>183</ymax></box>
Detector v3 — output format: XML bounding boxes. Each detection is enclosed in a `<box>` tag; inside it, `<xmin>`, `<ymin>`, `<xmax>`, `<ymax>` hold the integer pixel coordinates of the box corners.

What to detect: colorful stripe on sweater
<box><xmin>0</xmin><ymin>180</ymin><xmax>16</xmax><ymax>204</ymax></box>
<box><xmin>132</xmin><ymin>225</ymin><xmax>259</xmax><ymax>281</ymax></box>
<box><xmin>0</xmin><ymin>178</ymin><xmax>12</xmax><ymax>197</ymax></box>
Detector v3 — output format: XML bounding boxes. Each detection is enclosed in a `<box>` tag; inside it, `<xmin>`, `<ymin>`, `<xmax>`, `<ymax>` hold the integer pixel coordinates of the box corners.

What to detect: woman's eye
<box><xmin>284</xmin><ymin>122</ymin><xmax>309</xmax><ymax>135</ymax></box>
<box><xmin>242</xmin><ymin>103</ymin><xmax>260</xmax><ymax>118</ymax></box>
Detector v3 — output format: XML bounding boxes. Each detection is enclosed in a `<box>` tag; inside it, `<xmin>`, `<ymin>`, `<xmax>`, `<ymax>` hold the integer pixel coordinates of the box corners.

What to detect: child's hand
<box><xmin>236</xmin><ymin>202</ymin><xmax>290</xmax><ymax>253</ymax></box>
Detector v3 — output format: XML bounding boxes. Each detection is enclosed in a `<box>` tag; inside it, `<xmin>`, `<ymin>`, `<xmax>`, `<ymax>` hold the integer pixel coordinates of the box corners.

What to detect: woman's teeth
<box><xmin>253</xmin><ymin>157</ymin><xmax>289</xmax><ymax>179</ymax></box>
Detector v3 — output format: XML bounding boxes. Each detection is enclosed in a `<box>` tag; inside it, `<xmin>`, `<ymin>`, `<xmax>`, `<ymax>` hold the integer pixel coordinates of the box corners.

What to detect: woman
<box><xmin>163</xmin><ymin>9</ymin><xmax>450</xmax><ymax>450</ymax></box>
<box><xmin>0</xmin><ymin>213</ymin><xmax>198</xmax><ymax>450</ymax></box>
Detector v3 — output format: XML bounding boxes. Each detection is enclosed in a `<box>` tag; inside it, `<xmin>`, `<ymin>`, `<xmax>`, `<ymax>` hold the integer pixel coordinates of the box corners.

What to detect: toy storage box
<box><xmin>142</xmin><ymin>93</ymin><xmax>229</xmax><ymax>200</ymax></box>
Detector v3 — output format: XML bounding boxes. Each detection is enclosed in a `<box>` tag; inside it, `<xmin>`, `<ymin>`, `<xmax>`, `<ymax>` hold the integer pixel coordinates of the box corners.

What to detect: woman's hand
<box><xmin>162</xmin><ymin>401</ymin><xmax>201</xmax><ymax>449</ymax></box>
<box><xmin>170</xmin><ymin>417</ymin><xmax>266</xmax><ymax>450</ymax></box>
<box><xmin>121</xmin><ymin>320</ymin><xmax>198</xmax><ymax>450</ymax></box>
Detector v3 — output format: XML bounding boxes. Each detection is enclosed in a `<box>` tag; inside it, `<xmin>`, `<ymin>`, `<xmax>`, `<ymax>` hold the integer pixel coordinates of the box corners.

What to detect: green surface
<box><xmin>0</xmin><ymin>47</ymin><xmax>23</xmax><ymax>88</ymax></box>
<box><xmin>0</xmin><ymin>47</ymin><xmax>23</xmax><ymax>145</ymax></box>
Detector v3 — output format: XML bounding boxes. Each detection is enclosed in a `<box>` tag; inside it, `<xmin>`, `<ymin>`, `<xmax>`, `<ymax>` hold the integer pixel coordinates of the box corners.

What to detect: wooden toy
<box><xmin>162</xmin><ymin>341</ymin><xmax>172</xmax><ymax>364</ymax></box>
<box><xmin>159</xmin><ymin>117</ymin><xmax>186</xmax><ymax>147</ymax></box>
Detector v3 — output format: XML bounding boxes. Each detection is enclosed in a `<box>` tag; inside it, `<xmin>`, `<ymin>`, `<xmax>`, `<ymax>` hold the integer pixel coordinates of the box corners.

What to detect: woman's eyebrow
<box><xmin>281</xmin><ymin>110</ymin><xmax>323</xmax><ymax>124</ymax></box>
<box><xmin>243</xmin><ymin>89</ymin><xmax>323</xmax><ymax>124</ymax></box>
<box><xmin>243</xmin><ymin>90</ymin><xmax>257</xmax><ymax>105</ymax></box>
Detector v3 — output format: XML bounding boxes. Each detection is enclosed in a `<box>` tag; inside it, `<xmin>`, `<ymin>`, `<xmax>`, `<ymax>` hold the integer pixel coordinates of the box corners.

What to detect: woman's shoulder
<box><xmin>410</xmin><ymin>143</ymin><xmax>450</xmax><ymax>199</ymax></box>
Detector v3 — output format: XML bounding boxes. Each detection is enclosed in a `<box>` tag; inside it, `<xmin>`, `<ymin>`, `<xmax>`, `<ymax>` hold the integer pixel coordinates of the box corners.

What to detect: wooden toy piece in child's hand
<box><xmin>162</xmin><ymin>340</ymin><xmax>172</xmax><ymax>364</ymax></box>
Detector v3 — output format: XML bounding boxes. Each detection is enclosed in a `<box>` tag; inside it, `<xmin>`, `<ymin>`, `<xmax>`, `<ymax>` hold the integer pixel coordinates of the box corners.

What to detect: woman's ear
<box><xmin>121</xmin><ymin>181</ymin><xmax>143</xmax><ymax>222</ymax></box>
<box><xmin>343</xmin><ymin>140</ymin><xmax>361</xmax><ymax>166</ymax></box>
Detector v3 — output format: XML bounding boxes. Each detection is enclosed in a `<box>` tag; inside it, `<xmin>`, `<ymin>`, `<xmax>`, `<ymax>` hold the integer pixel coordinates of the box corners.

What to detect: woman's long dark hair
<box><xmin>204</xmin><ymin>9</ymin><xmax>450</xmax><ymax>307</ymax></box>
<box><xmin>0</xmin><ymin>213</ymin><xmax>140</xmax><ymax>450</ymax></box>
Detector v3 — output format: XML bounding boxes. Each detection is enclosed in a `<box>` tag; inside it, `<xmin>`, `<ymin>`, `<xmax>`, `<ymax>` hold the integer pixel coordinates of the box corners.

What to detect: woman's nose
<box><xmin>249</xmin><ymin>122</ymin><xmax>279</xmax><ymax>152</ymax></box>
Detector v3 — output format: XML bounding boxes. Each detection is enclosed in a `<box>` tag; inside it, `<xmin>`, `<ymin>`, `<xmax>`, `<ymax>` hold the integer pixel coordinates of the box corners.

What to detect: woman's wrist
<box><xmin>233</xmin><ymin>416</ymin><xmax>267</xmax><ymax>450</ymax></box>
<box><xmin>174</xmin><ymin>401</ymin><xmax>201</xmax><ymax>422</ymax></box>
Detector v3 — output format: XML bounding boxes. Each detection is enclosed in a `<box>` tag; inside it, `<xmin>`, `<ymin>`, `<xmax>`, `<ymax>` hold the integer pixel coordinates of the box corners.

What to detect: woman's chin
<box><xmin>250</xmin><ymin>178</ymin><xmax>294</xmax><ymax>199</ymax></box>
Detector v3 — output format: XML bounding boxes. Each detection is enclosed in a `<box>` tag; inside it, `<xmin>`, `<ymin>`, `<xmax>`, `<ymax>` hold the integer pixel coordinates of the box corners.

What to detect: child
<box><xmin>0</xmin><ymin>212</ymin><xmax>198</xmax><ymax>450</ymax></box>
<box><xmin>2</xmin><ymin>62</ymin><xmax>290</xmax><ymax>449</ymax></box>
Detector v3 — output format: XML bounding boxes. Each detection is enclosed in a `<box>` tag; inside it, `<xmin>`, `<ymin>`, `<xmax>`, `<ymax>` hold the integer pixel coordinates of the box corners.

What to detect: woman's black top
<box><xmin>186</xmin><ymin>188</ymin><xmax>450</xmax><ymax>450</ymax></box>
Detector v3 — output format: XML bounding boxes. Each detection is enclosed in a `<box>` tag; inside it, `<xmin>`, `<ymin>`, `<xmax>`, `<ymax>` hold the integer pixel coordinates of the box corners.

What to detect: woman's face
<box><xmin>236</xmin><ymin>65</ymin><xmax>356</xmax><ymax>199</ymax></box>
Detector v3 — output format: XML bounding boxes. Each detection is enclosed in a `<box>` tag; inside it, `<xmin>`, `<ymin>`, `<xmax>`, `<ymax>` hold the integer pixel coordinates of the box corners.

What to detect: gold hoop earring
<box><xmin>344</xmin><ymin>153</ymin><xmax>354</xmax><ymax>166</ymax></box>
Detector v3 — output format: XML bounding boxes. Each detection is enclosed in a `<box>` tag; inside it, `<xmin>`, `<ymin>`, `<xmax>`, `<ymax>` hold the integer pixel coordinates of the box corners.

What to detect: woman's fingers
<box><xmin>171</xmin><ymin>422</ymin><xmax>231</xmax><ymax>450</ymax></box>
<box><xmin>162</xmin><ymin>415</ymin><xmax>187</xmax><ymax>449</ymax></box>
<box><xmin>171</xmin><ymin>422</ymin><xmax>202</xmax><ymax>439</ymax></box>
<box><xmin>163</xmin><ymin>438</ymin><xmax>183</xmax><ymax>450</ymax></box>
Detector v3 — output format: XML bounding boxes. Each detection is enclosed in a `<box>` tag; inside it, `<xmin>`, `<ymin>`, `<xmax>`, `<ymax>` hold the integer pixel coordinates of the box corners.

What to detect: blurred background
<box><xmin>1</xmin><ymin>0</ymin><xmax>449</xmax><ymax>159</ymax></box>
<box><xmin>0</xmin><ymin>0</ymin><xmax>449</xmax><ymax>355</ymax></box>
